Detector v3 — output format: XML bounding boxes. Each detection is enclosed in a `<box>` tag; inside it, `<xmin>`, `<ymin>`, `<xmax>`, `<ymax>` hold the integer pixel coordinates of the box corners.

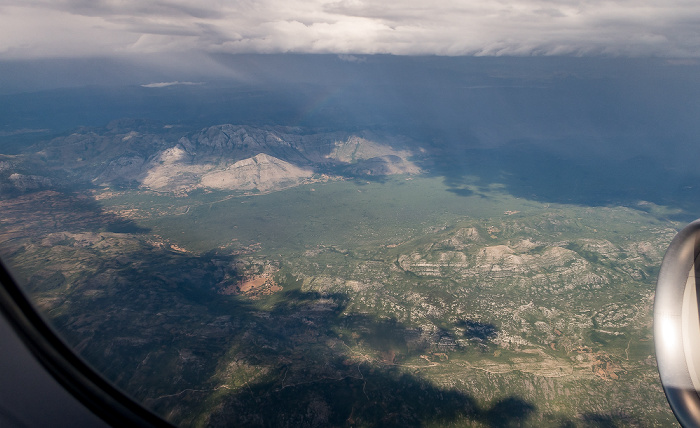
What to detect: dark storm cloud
<box><xmin>26</xmin><ymin>0</ymin><xmax>222</xmax><ymax>19</ymax></box>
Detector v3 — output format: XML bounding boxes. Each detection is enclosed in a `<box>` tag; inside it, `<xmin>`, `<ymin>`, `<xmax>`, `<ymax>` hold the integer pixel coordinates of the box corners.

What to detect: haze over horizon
<box><xmin>1</xmin><ymin>1</ymin><xmax>699</xmax><ymax>207</ymax></box>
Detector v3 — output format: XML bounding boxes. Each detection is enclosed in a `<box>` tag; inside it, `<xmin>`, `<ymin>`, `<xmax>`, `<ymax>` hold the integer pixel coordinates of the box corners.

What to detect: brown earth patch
<box><xmin>220</xmin><ymin>274</ymin><xmax>282</xmax><ymax>298</ymax></box>
<box><xmin>592</xmin><ymin>355</ymin><xmax>625</xmax><ymax>380</ymax></box>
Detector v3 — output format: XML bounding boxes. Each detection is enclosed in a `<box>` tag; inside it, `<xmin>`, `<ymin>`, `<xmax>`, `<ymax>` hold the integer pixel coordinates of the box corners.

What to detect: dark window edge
<box><xmin>0</xmin><ymin>259</ymin><xmax>173</xmax><ymax>428</ymax></box>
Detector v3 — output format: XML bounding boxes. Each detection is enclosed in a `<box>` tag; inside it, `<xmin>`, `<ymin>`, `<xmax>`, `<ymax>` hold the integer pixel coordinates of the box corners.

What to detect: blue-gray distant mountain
<box><xmin>7</xmin><ymin>121</ymin><xmax>420</xmax><ymax>195</ymax></box>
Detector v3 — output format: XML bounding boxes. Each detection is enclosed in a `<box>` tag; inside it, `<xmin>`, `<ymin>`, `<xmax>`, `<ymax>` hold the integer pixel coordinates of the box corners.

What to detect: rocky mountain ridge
<box><xmin>13</xmin><ymin>122</ymin><xmax>421</xmax><ymax>194</ymax></box>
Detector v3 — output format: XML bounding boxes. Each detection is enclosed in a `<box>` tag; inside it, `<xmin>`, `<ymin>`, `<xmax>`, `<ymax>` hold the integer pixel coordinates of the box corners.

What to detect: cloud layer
<box><xmin>1</xmin><ymin>0</ymin><xmax>700</xmax><ymax>58</ymax></box>
<box><xmin>141</xmin><ymin>81</ymin><xmax>203</xmax><ymax>88</ymax></box>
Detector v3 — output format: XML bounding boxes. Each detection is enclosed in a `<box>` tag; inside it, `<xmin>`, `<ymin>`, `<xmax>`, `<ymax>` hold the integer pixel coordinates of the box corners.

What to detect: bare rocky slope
<box><xmin>16</xmin><ymin>121</ymin><xmax>422</xmax><ymax>194</ymax></box>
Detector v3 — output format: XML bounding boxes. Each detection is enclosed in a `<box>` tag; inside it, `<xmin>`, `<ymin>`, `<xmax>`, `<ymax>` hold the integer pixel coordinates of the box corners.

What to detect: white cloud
<box><xmin>1</xmin><ymin>0</ymin><xmax>700</xmax><ymax>58</ymax></box>
<box><xmin>140</xmin><ymin>81</ymin><xmax>203</xmax><ymax>88</ymax></box>
<box><xmin>337</xmin><ymin>54</ymin><xmax>366</xmax><ymax>62</ymax></box>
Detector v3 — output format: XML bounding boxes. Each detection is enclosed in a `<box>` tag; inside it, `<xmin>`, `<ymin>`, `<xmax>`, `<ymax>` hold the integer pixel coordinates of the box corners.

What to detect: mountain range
<box><xmin>1</xmin><ymin>120</ymin><xmax>421</xmax><ymax>195</ymax></box>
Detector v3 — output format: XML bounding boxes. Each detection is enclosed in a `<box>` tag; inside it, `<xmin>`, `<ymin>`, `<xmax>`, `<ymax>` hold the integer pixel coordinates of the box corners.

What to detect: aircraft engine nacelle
<box><xmin>655</xmin><ymin>219</ymin><xmax>700</xmax><ymax>428</ymax></box>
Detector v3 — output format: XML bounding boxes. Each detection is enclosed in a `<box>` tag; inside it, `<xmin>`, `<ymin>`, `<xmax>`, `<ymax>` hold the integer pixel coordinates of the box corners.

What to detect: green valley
<box><xmin>0</xmin><ymin>168</ymin><xmax>679</xmax><ymax>426</ymax></box>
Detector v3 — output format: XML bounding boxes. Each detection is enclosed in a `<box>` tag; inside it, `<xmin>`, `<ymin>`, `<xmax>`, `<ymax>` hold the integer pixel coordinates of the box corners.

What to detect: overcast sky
<box><xmin>0</xmin><ymin>0</ymin><xmax>699</xmax><ymax>59</ymax></box>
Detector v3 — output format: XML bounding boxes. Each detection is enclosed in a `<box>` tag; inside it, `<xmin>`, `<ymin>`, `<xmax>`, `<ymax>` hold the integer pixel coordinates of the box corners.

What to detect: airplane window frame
<box><xmin>0</xmin><ymin>259</ymin><xmax>173</xmax><ymax>428</ymax></box>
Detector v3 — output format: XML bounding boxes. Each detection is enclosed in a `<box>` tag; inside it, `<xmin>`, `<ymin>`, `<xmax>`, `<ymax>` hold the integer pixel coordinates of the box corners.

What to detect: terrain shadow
<box><xmin>187</xmin><ymin>290</ymin><xmax>536</xmax><ymax>427</ymax></box>
<box><xmin>211</xmin><ymin>370</ymin><xmax>536</xmax><ymax>427</ymax></box>
<box><xmin>418</xmin><ymin>143</ymin><xmax>700</xmax><ymax>221</ymax></box>
<box><xmin>0</xmin><ymin>189</ymin><xmax>149</xmax><ymax>243</ymax></box>
<box><xmin>577</xmin><ymin>411</ymin><xmax>643</xmax><ymax>427</ymax></box>
<box><xmin>0</xmin><ymin>189</ymin><xmax>539</xmax><ymax>427</ymax></box>
<box><xmin>458</xmin><ymin>319</ymin><xmax>498</xmax><ymax>342</ymax></box>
